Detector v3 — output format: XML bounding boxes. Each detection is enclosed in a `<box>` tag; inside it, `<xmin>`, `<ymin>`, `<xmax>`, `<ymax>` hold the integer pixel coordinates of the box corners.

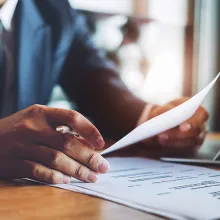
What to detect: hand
<box><xmin>138</xmin><ymin>97</ymin><xmax>209</xmax><ymax>150</ymax></box>
<box><xmin>0</xmin><ymin>105</ymin><xmax>110</xmax><ymax>184</ymax></box>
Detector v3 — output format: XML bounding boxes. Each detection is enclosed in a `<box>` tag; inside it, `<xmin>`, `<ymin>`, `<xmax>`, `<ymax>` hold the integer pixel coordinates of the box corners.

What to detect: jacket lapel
<box><xmin>42</xmin><ymin>0</ymin><xmax>74</xmax><ymax>101</ymax></box>
<box><xmin>16</xmin><ymin>0</ymin><xmax>51</xmax><ymax>110</ymax></box>
<box><xmin>16</xmin><ymin>0</ymin><xmax>74</xmax><ymax>111</ymax></box>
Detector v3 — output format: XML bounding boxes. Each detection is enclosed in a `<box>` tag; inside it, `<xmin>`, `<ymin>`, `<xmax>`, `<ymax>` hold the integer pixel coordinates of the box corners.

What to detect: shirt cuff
<box><xmin>136</xmin><ymin>104</ymin><xmax>156</xmax><ymax>126</ymax></box>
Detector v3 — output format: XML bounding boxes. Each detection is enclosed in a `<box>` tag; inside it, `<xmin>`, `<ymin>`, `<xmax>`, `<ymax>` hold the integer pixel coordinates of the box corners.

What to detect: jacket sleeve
<box><xmin>59</xmin><ymin>10</ymin><xmax>146</xmax><ymax>140</ymax></box>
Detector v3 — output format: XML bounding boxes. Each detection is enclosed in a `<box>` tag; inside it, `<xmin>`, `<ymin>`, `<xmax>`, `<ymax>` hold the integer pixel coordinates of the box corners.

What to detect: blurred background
<box><xmin>49</xmin><ymin>0</ymin><xmax>220</xmax><ymax>132</ymax></box>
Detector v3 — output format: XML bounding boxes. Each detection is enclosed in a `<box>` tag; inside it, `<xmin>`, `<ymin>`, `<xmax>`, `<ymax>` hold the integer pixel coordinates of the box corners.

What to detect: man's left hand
<box><xmin>138</xmin><ymin>97</ymin><xmax>209</xmax><ymax>150</ymax></box>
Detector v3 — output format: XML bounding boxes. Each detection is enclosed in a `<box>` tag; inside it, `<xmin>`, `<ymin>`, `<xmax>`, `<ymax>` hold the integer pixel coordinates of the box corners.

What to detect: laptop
<box><xmin>160</xmin><ymin>138</ymin><xmax>220</xmax><ymax>166</ymax></box>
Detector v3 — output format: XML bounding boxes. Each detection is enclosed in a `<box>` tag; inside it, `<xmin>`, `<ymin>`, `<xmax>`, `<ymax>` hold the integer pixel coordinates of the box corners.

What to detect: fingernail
<box><xmin>63</xmin><ymin>175</ymin><xmax>71</xmax><ymax>184</ymax></box>
<box><xmin>87</xmin><ymin>172</ymin><xmax>98</xmax><ymax>183</ymax></box>
<box><xmin>180</xmin><ymin>123</ymin><xmax>191</xmax><ymax>132</ymax></box>
<box><xmin>96</xmin><ymin>137</ymin><xmax>105</xmax><ymax>149</ymax></box>
<box><xmin>98</xmin><ymin>159</ymin><xmax>110</xmax><ymax>173</ymax></box>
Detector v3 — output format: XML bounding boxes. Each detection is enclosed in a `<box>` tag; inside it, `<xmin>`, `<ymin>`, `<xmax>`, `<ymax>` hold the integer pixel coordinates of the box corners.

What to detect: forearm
<box><xmin>59</xmin><ymin>10</ymin><xmax>146</xmax><ymax>139</ymax></box>
<box><xmin>60</xmin><ymin>68</ymin><xmax>146</xmax><ymax>140</ymax></box>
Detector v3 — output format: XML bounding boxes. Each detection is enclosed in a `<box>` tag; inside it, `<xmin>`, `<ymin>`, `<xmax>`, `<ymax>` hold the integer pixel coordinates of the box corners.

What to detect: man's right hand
<box><xmin>0</xmin><ymin>105</ymin><xmax>110</xmax><ymax>184</ymax></box>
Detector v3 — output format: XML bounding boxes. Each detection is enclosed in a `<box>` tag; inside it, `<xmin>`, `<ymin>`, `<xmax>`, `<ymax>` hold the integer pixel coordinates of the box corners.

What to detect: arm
<box><xmin>59</xmin><ymin>10</ymin><xmax>209</xmax><ymax>150</ymax></box>
<box><xmin>59</xmin><ymin>11</ymin><xmax>146</xmax><ymax>140</ymax></box>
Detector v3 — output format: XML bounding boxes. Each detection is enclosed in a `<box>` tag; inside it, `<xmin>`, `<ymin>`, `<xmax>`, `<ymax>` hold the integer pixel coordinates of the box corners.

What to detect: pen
<box><xmin>56</xmin><ymin>125</ymin><xmax>80</xmax><ymax>137</ymax></box>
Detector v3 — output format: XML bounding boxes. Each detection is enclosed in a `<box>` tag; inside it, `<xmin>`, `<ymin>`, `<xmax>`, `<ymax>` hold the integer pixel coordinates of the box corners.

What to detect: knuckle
<box><xmin>31</xmin><ymin>164</ymin><xmax>41</xmax><ymax>179</ymax></box>
<box><xmin>68</xmin><ymin>111</ymin><xmax>83</xmax><ymax>126</ymax></box>
<box><xmin>75</xmin><ymin>165</ymin><xmax>87</xmax><ymax>180</ymax></box>
<box><xmin>89</xmin><ymin>127</ymin><xmax>98</xmax><ymax>140</ymax></box>
<box><xmin>87</xmin><ymin>153</ymin><xmax>99</xmax><ymax>168</ymax></box>
<box><xmin>26</xmin><ymin>104</ymin><xmax>45</xmax><ymax>117</ymax></box>
<box><xmin>15</xmin><ymin>120</ymin><xmax>32</xmax><ymax>132</ymax></box>
<box><xmin>67</xmin><ymin>110</ymin><xmax>77</xmax><ymax>122</ymax></box>
<box><xmin>53</xmin><ymin>108</ymin><xmax>63</xmax><ymax>117</ymax></box>
<box><xmin>49</xmin><ymin>170</ymin><xmax>62</xmax><ymax>184</ymax></box>
<box><xmin>50</xmin><ymin>151</ymin><xmax>63</xmax><ymax>167</ymax></box>
<box><xmin>198</xmin><ymin>106</ymin><xmax>209</xmax><ymax>120</ymax></box>
<box><xmin>62</xmin><ymin>137</ymin><xmax>76</xmax><ymax>152</ymax></box>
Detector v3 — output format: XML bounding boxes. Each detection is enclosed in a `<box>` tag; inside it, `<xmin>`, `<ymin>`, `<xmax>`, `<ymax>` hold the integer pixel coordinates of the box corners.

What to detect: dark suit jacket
<box><xmin>13</xmin><ymin>0</ymin><xmax>145</xmax><ymax>139</ymax></box>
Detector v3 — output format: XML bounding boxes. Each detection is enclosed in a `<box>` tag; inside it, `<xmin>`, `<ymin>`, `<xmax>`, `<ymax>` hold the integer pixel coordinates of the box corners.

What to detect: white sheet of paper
<box><xmin>101</xmin><ymin>73</ymin><xmax>220</xmax><ymax>155</ymax></box>
<box><xmin>53</xmin><ymin>157</ymin><xmax>220</xmax><ymax>220</ymax></box>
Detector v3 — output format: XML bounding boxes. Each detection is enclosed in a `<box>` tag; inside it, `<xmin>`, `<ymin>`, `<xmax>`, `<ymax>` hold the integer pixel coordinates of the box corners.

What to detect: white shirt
<box><xmin>0</xmin><ymin>0</ymin><xmax>18</xmax><ymax>31</ymax></box>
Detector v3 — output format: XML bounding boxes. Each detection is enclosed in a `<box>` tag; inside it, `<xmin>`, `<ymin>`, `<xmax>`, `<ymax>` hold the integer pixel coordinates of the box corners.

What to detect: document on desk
<box><xmin>38</xmin><ymin>74</ymin><xmax>220</xmax><ymax>219</ymax></box>
<box><xmin>102</xmin><ymin>73</ymin><xmax>220</xmax><ymax>155</ymax></box>
<box><xmin>54</xmin><ymin>157</ymin><xmax>220</xmax><ymax>220</ymax></box>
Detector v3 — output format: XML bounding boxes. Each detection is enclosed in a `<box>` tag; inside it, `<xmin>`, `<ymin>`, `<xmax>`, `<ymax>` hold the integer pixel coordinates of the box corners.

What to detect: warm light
<box><xmin>142</xmin><ymin>50</ymin><xmax>184</xmax><ymax>105</ymax></box>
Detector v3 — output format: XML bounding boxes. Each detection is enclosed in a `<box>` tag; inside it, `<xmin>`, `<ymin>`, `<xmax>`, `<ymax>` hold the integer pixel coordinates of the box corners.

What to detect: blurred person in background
<box><xmin>0</xmin><ymin>0</ymin><xmax>208</xmax><ymax>184</ymax></box>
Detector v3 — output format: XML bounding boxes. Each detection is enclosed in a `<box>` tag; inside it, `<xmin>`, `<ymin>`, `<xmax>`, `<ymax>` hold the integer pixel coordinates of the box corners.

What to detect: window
<box><xmin>49</xmin><ymin>1</ymin><xmax>194</xmax><ymax>108</ymax></box>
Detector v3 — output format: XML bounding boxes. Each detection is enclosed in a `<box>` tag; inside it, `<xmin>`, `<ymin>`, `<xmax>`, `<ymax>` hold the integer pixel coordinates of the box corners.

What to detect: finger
<box><xmin>15</xmin><ymin>112</ymin><xmax>65</xmax><ymax>149</ymax></box>
<box><xmin>158</xmin><ymin>107</ymin><xmax>208</xmax><ymax>143</ymax></box>
<box><xmin>158</xmin><ymin>132</ymin><xmax>207</xmax><ymax>149</ymax></box>
<box><xmin>168</xmin><ymin>97</ymin><xmax>190</xmax><ymax>106</ymax></box>
<box><xmin>43</xmin><ymin>106</ymin><xmax>105</xmax><ymax>149</ymax></box>
<box><xmin>158</xmin><ymin>129</ymin><xmax>207</xmax><ymax>149</ymax></box>
<box><xmin>56</xmin><ymin>130</ymin><xmax>95</xmax><ymax>149</ymax></box>
<box><xmin>35</xmin><ymin>126</ymin><xmax>95</xmax><ymax>151</ymax></box>
<box><xmin>158</xmin><ymin>125</ymin><xmax>201</xmax><ymax>143</ymax></box>
<box><xmin>74</xmin><ymin>135</ymin><xmax>96</xmax><ymax>149</ymax></box>
<box><xmin>196</xmin><ymin>130</ymin><xmax>208</xmax><ymax>146</ymax></box>
<box><xmin>179</xmin><ymin>106</ymin><xmax>209</xmax><ymax>133</ymax></box>
<box><xmin>22</xmin><ymin>124</ymin><xmax>64</xmax><ymax>150</ymax></box>
<box><xmin>158</xmin><ymin>137</ymin><xmax>199</xmax><ymax>149</ymax></box>
<box><xmin>150</xmin><ymin>104</ymin><xmax>174</xmax><ymax>119</ymax></box>
<box><xmin>142</xmin><ymin>136</ymin><xmax>161</xmax><ymax>147</ymax></box>
<box><xmin>12</xmin><ymin>144</ymin><xmax>102</xmax><ymax>182</ymax></box>
<box><xmin>17</xmin><ymin>121</ymin><xmax>95</xmax><ymax>151</ymax></box>
<box><xmin>59</xmin><ymin>134</ymin><xmax>110</xmax><ymax>173</ymax></box>
<box><xmin>0</xmin><ymin>157</ymin><xmax>71</xmax><ymax>184</ymax></box>
<box><xmin>24</xmin><ymin>105</ymin><xmax>105</xmax><ymax>149</ymax></box>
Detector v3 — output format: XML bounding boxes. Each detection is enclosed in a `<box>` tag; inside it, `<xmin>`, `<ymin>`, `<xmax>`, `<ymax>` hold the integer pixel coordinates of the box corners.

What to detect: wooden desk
<box><xmin>1</xmin><ymin>133</ymin><xmax>220</xmax><ymax>220</ymax></box>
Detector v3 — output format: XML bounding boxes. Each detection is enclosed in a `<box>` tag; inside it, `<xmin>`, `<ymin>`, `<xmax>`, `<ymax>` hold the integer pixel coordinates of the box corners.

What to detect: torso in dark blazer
<box><xmin>11</xmin><ymin>0</ymin><xmax>145</xmax><ymax>139</ymax></box>
<box><xmin>14</xmin><ymin>0</ymin><xmax>74</xmax><ymax>111</ymax></box>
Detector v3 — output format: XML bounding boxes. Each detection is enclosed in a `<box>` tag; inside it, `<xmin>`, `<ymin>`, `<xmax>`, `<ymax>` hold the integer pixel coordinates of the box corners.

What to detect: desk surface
<box><xmin>1</xmin><ymin>133</ymin><xmax>220</xmax><ymax>220</ymax></box>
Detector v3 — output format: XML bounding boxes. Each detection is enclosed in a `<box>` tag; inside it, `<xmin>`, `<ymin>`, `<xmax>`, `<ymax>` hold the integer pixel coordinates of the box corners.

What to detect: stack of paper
<box><xmin>45</xmin><ymin>73</ymin><xmax>220</xmax><ymax>220</ymax></box>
